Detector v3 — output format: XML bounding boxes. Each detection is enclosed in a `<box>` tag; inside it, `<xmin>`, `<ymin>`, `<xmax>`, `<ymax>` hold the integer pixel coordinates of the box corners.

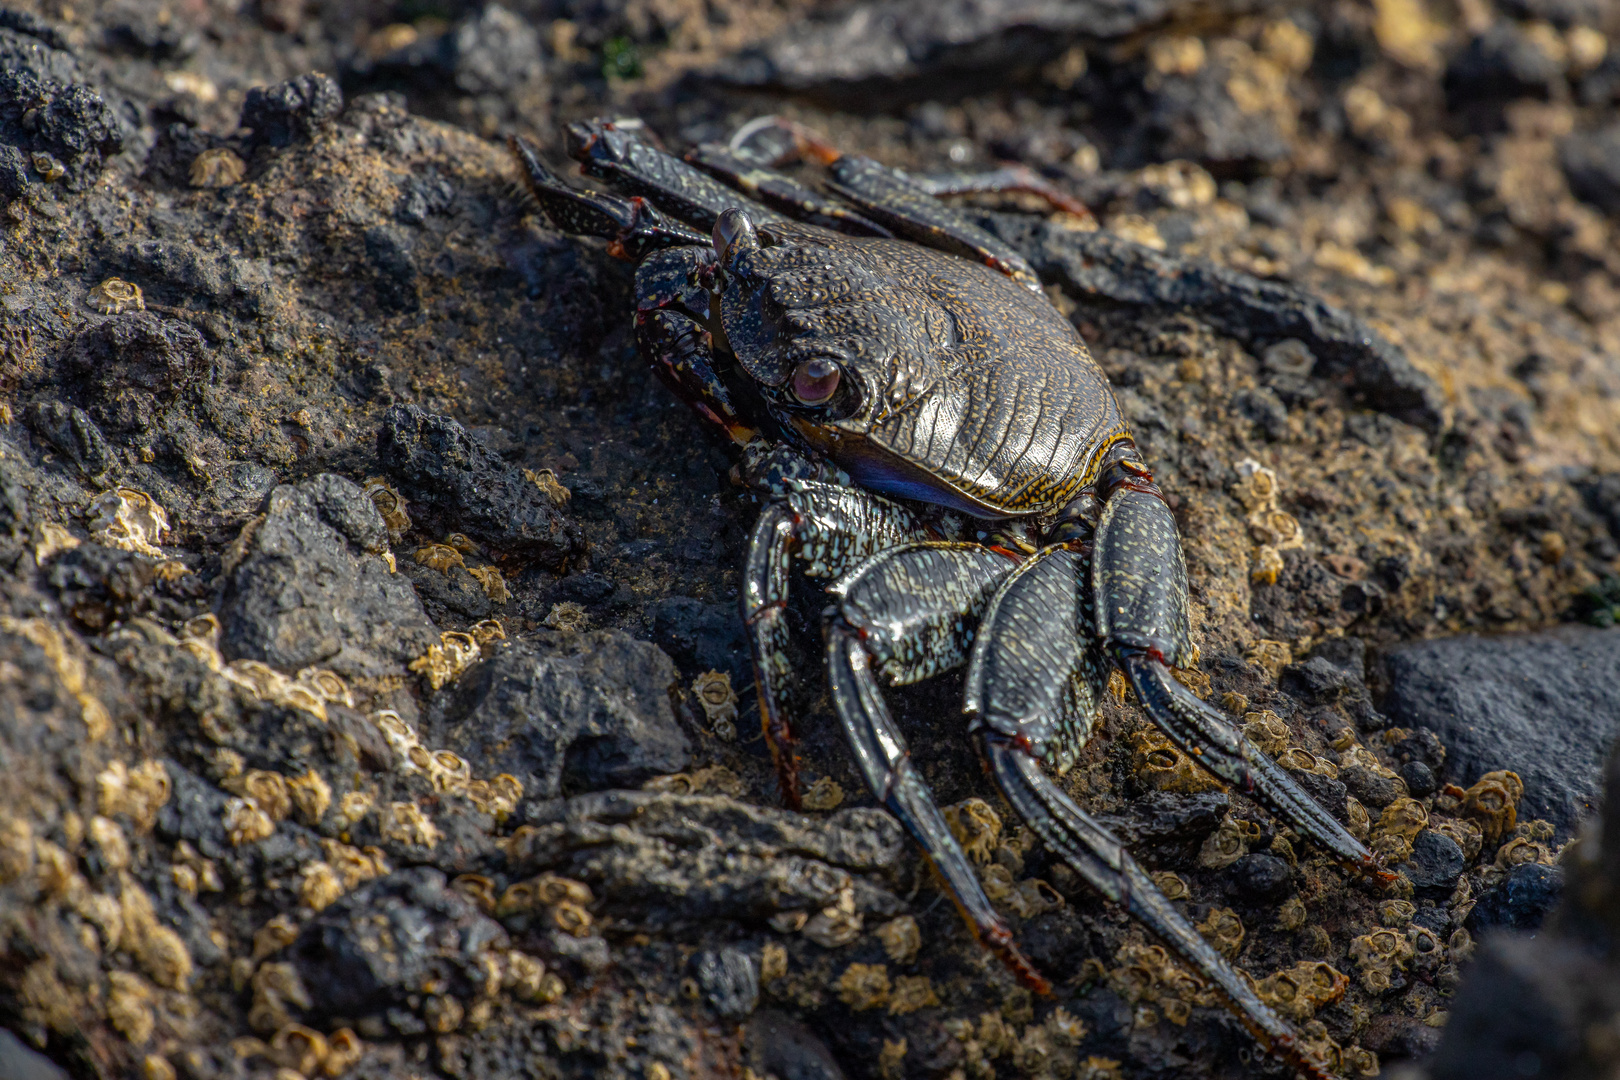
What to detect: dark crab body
<box><xmin>513</xmin><ymin>118</ymin><xmax>1390</xmax><ymax>1078</ymax></box>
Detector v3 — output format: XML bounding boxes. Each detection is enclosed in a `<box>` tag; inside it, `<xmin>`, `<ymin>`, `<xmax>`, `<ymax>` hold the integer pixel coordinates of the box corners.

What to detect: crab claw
<box><xmin>713</xmin><ymin>207</ymin><xmax>760</xmax><ymax>265</ymax></box>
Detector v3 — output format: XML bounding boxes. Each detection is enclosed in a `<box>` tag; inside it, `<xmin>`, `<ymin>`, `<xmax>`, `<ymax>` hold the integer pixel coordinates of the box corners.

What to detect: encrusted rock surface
<box><xmin>0</xmin><ymin>0</ymin><xmax>1619</xmax><ymax>1077</ymax></box>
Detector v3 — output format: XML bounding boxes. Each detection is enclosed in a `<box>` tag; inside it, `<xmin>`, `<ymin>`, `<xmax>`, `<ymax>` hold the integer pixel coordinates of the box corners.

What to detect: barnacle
<box><xmin>1275</xmin><ymin>747</ymin><xmax>1339</xmax><ymax>778</ymax></box>
<box><xmin>451</xmin><ymin>874</ymin><xmax>497</xmax><ymax>915</ymax></box>
<box><xmin>1377</xmin><ymin>899</ymin><xmax>1416</xmax><ymax>927</ymax></box>
<box><xmin>90</xmin><ymin>815</ymin><xmax>131</xmax><ymax>869</ymax></box>
<box><xmin>428</xmin><ymin>750</ymin><xmax>472</xmax><ymax>795</ymax></box>
<box><xmin>1151</xmin><ymin>870</ymin><xmax>1189</xmax><ymax>900</ymax></box>
<box><xmin>31</xmin><ymin>152</ymin><xmax>64</xmax><ymax>181</ymax></box>
<box><xmin>1463</xmin><ymin>771</ymin><xmax>1523</xmax><ymax>844</ymax></box>
<box><xmin>1431</xmin><ymin>816</ymin><xmax>1483</xmax><ymax>861</ymax></box>
<box><xmin>1407</xmin><ymin>924</ymin><xmax>1444</xmax><ymax>975</ymax></box>
<box><xmin>470</xmin><ymin>618</ymin><xmax>506</xmax><ymax>644</ymax></box>
<box><xmin>320</xmin><ymin>838</ymin><xmax>387</xmax><ymax>890</ymax></box>
<box><xmin>87</xmin><ymin>278</ymin><xmax>145</xmax><ymax>314</ymax></box>
<box><xmin>1348</xmin><ymin>927</ymin><xmax>1414</xmax><ymax>993</ymax></box>
<box><xmin>1254</xmin><ymin>961</ymin><xmax>1348</xmax><ymax>1021</ymax></box>
<box><xmin>836</xmin><ymin>963</ymin><xmax>890</xmax><ymax>1010</ymax></box>
<box><xmin>691</xmin><ymin>670</ymin><xmax>739</xmax><ymax>739</ymax></box>
<box><xmin>802</xmin><ymin>776</ymin><xmax>845</xmax><ymax>811</ymax></box>
<box><xmin>1244</xmin><ymin>638</ymin><xmax>1293</xmax><ymax>679</ymax></box>
<box><xmin>1371</xmin><ymin>797</ymin><xmax>1427</xmax><ymax>862</ymax></box>
<box><xmin>299</xmin><ymin>861</ymin><xmax>343</xmax><ymax>911</ymax></box>
<box><xmin>1345</xmin><ymin>797</ymin><xmax>1371</xmax><ymax>842</ymax></box>
<box><xmin>543</xmin><ymin>601</ymin><xmax>589</xmax><ymax>631</ymax></box>
<box><xmin>549</xmin><ymin>900</ymin><xmax>593</xmax><ymax>937</ymax></box>
<box><xmin>1131</xmin><ymin>728</ymin><xmax>1224</xmax><ymax>794</ymax></box>
<box><xmin>334</xmin><ymin>791</ymin><xmax>374</xmax><ymax>831</ymax></box>
<box><xmin>524</xmin><ymin>467</ymin><xmax>571</xmax><ymax>504</ymax></box>
<box><xmin>467</xmin><ymin>564</ymin><xmax>511</xmax><ymax>603</ymax></box>
<box><xmin>250</xmin><ymin>962</ymin><xmax>311</xmax><ymax>1033</ymax></box>
<box><xmin>364</xmin><ymin>478</ymin><xmax>411</xmax><ymax>541</ymax></box>
<box><xmin>1198</xmin><ymin>815</ymin><xmax>1250</xmax><ymax>869</ymax></box>
<box><xmin>1495</xmin><ymin>835</ymin><xmax>1555</xmax><ymax>868</ymax></box>
<box><xmin>106</xmin><ymin>970</ymin><xmax>156</xmax><ymax>1044</ymax></box>
<box><xmin>225</xmin><ymin>798</ymin><xmax>275</xmax><ymax>845</ymax></box>
<box><xmin>1196</xmin><ymin>907</ymin><xmax>1245</xmax><ymax>958</ymax></box>
<box><xmin>189</xmin><ymin>147</ymin><xmax>246</xmax><ymax>188</ymax></box>
<box><xmin>382</xmin><ymin>801</ymin><xmax>440</xmax><ymax>847</ymax></box>
<box><xmin>877</xmin><ymin>916</ymin><xmax>921</xmax><ymax>963</ymax></box>
<box><xmin>802</xmin><ymin>885</ymin><xmax>863</xmax><ymax>947</ymax></box>
<box><xmin>96</xmin><ymin>759</ymin><xmax>172</xmax><ymax>831</ymax></box>
<box><xmin>408</xmin><ymin>631</ymin><xmax>482</xmax><ymax>689</ymax></box>
<box><xmin>296</xmin><ymin>667</ymin><xmax>352</xmax><ymax>706</ymax></box>
<box><xmin>945</xmin><ymin>798</ymin><xmax>1003</xmax><ymax>864</ymax></box>
<box><xmin>269</xmin><ymin>1024</ymin><xmax>326</xmax><ymax>1075</ymax></box>
<box><xmin>415</xmin><ymin>543</ymin><xmax>465</xmax><ymax>572</ymax></box>
<box><xmin>1251</xmin><ymin>545</ymin><xmax>1285</xmax><ymax>585</ymax></box>
<box><xmin>1242</xmin><ymin>710</ymin><xmax>1291</xmax><ymax>756</ymax></box>
<box><xmin>252</xmin><ymin>915</ymin><xmax>299</xmax><ymax>964</ymax></box>
<box><xmin>86</xmin><ymin>488</ymin><xmax>169</xmax><ymax>557</ymax></box>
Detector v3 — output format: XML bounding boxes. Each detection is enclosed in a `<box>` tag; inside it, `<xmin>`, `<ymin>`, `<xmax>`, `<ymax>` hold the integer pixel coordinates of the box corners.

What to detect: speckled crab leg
<box><xmin>983</xmin><ymin>740</ymin><xmax>1334</xmax><ymax>1080</ymax></box>
<box><xmin>823</xmin><ymin>542</ymin><xmax>1046</xmax><ymax>991</ymax></box>
<box><xmin>743</xmin><ymin>483</ymin><xmax>932</xmax><ymax>807</ymax></box>
<box><xmin>509</xmin><ymin>136</ymin><xmax>709</xmax><ymax>261</ymax></box>
<box><xmin>964</xmin><ymin>546</ymin><xmax>1332</xmax><ymax>1080</ymax></box>
<box><xmin>1091</xmin><ymin>459</ymin><xmax>1393</xmax><ymax>884</ymax></box>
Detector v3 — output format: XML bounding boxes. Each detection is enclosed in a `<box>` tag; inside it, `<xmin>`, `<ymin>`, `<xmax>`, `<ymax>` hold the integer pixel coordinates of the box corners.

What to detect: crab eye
<box><xmin>791</xmin><ymin>358</ymin><xmax>842</xmax><ymax>404</ymax></box>
<box><xmin>713</xmin><ymin>207</ymin><xmax>759</xmax><ymax>264</ymax></box>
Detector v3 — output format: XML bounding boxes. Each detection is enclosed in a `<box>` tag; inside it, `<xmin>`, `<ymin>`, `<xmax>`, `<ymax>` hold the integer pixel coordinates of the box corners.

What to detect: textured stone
<box><xmin>1381</xmin><ymin>627</ymin><xmax>1620</xmax><ymax>836</ymax></box>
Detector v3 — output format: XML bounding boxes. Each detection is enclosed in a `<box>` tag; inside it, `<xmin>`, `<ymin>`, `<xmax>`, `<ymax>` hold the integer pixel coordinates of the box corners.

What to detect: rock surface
<box><xmin>0</xmin><ymin>0</ymin><xmax>1617</xmax><ymax>1076</ymax></box>
<box><xmin>1382</xmin><ymin>627</ymin><xmax>1620</xmax><ymax>835</ymax></box>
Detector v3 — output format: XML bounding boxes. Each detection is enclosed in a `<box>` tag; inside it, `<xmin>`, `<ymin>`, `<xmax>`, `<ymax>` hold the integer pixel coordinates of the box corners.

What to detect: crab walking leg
<box><xmin>509</xmin><ymin>137</ymin><xmax>710</xmax><ymax>261</ymax></box>
<box><xmin>963</xmin><ymin>550</ymin><xmax>1331</xmax><ymax>1079</ymax></box>
<box><xmin>742</xmin><ymin>485</ymin><xmax>932</xmax><ymax>808</ymax></box>
<box><xmin>824</xmin><ymin>543</ymin><xmax>1044</xmax><ymax>990</ymax></box>
<box><xmin>1093</xmin><ymin>477</ymin><xmax>1393</xmax><ymax>881</ymax></box>
<box><xmin>981</xmin><ymin>740</ymin><xmax>1334</xmax><ymax>1080</ymax></box>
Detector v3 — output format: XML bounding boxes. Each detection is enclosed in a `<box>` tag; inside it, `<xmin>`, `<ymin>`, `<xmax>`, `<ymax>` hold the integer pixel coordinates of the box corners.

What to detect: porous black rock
<box><xmin>62</xmin><ymin>312</ymin><xmax>207</xmax><ymax>432</ymax></box>
<box><xmin>290</xmin><ymin>867</ymin><xmax>508</xmax><ymax>1021</ymax></box>
<box><xmin>1400</xmin><ymin>760</ymin><xmax>1437</xmax><ymax>797</ymax></box>
<box><xmin>378</xmin><ymin>404</ymin><xmax>581</xmax><ymax>567</ymax></box>
<box><xmin>974</xmin><ymin>214</ymin><xmax>1445</xmax><ymax>431</ymax></box>
<box><xmin>1445</xmin><ymin>24</ymin><xmax>1568</xmax><ymax>106</ymax></box>
<box><xmin>432</xmin><ymin>631</ymin><xmax>690</xmax><ymax>799</ymax></box>
<box><xmin>1468</xmin><ymin>863</ymin><xmax>1565</xmax><ymax>935</ymax></box>
<box><xmin>693</xmin><ymin>947</ymin><xmax>760</xmax><ymax>1020</ymax></box>
<box><xmin>1400</xmin><ymin>828</ymin><xmax>1467</xmax><ymax>896</ymax></box>
<box><xmin>1226</xmin><ymin>853</ymin><xmax>1292</xmax><ymax>903</ymax></box>
<box><xmin>1428</xmin><ymin>934</ymin><xmax>1592</xmax><ymax>1080</ymax></box>
<box><xmin>746</xmin><ymin>1010</ymin><xmax>848</xmax><ymax>1080</ymax></box>
<box><xmin>240</xmin><ymin>72</ymin><xmax>343</xmax><ymax>148</ymax></box>
<box><xmin>714</xmin><ymin>0</ymin><xmax>1173</xmax><ymax>96</ymax></box>
<box><xmin>1340</xmin><ymin>765</ymin><xmax>1405</xmax><ymax>809</ymax></box>
<box><xmin>219</xmin><ymin>474</ymin><xmax>439</xmax><ymax>674</ymax></box>
<box><xmin>651</xmin><ymin>595</ymin><xmax>752</xmax><ymax>688</ymax></box>
<box><xmin>1098</xmin><ymin>791</ymin><xmax>1229</xmax><ymax>867</ymax></box>
<box><xmin>0</xmin><ymin>24</ymin><xmax>125</xmax><ymax>196</ymax></box>
<box><xmin>1381</xmin><ymin>626</ymin><xmax>1620</xmax><ymax>835</ymax></box>
<box><xmin>1361</xmin><ymin>1013</ymin><xmax>1443</xmax><ymax>1059</ymax></box>
<box><xmin>25</xmin><ymin>401</ymin><xmax>116</xmax><ymax>477</ymax></box>
<box><xmin>1561</xmin><ymin>123</ymin><xmax>1620</xmax><ymax>215</ymax></box>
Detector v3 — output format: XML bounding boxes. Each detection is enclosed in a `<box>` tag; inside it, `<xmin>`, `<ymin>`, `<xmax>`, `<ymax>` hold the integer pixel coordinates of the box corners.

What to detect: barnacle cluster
<box><xmin>1254</xmin><ymin>961</ymin><xmax>1349</xmax><ymax>1021</ymax></box>
<box><xmin>690</xmin><ymin>670</ymin><xmax>739</xmax><ymax>740</ymax></box>
<box><xmin>414</xmin><ymin>537</ymin><xmax>511</xmax><ymax>603</ymax></box>
<box><xmin>408</xmin><ymin>619</ymin><xmax>505</xmax><ymax>689</ymax></box>
<box><xmin>364</xmin><ymin>478</ymin><xmax>411</xmax><ymax>542</ymax></box>
<box><xmin>1231</xmin><ymin>459</ymin><xmax>1304</xmax><ymax>585</ymax></box>
<box><xmin>944</xmin><ymin>1007</ymin><xmax>1108</xmax><ymax>1080</ymax></box>
<box><xmin>368</xmin><ymin>707</ymin><xmax>523</xmax><ymax>820</ymax></box>
<box><xmin>1</xmin><ymin>615</ymin><xmax>112</xmax><ymax>738</ymax></box>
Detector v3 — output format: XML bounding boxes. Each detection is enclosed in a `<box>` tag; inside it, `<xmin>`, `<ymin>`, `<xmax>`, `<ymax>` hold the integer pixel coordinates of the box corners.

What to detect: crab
<box><xmin>512</xmin><ymin>117</ymin><xmax>1393</xmax><ymax>1078</ymax></box>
